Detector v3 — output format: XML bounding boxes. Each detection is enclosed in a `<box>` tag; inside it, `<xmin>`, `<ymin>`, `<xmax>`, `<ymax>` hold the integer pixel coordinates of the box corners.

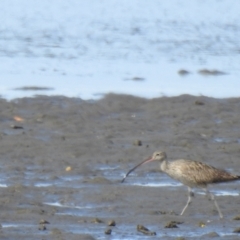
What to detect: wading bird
<box><xmin>121</xmin><ymin>151</ymin><xmax>240</xmax><ymax>218</ymax></box>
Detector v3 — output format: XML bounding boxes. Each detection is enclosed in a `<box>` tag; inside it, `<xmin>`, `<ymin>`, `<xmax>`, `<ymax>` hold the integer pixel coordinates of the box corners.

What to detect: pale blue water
<box><xmin>1</xmin><ymin>0</ymin><xmax>240</xmax><ymax>100</ymax></box>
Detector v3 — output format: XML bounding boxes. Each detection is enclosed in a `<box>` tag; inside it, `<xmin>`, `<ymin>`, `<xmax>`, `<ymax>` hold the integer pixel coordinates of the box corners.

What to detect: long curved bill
<box><xmin>121</xmin><ymin>155</ymin><xmax>154</xmax><ymax>183</ymax></box>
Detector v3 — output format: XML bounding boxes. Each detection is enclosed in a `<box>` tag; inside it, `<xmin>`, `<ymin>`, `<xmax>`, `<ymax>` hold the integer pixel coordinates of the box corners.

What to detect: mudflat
<box><xmin>0</xmin><ymin>94</ymin><xmax>240</xmax><ymax>239</ymax></box>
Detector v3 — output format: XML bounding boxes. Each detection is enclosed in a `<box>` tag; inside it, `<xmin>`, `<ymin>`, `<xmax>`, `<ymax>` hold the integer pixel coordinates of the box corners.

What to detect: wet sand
<box><xmin>0</xmin><ymin>94</ymin><xmax>240</xmax><ymax>239</ymax></box>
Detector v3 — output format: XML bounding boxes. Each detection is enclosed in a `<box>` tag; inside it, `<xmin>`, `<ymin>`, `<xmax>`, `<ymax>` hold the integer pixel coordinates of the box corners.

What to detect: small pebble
<box><xmin>198</xmin><ymin>221</ymin><xmax>206</xmax><ymax>227</ymax></box>
<box><xmin>105</xmin><ymin>228</ymin><xmax>112</xmax><ymax>235</ymax></box>
<box><xmin>165</xmin><ymin>221</ymin><xmax>178</xmax><ymax>228</ymax></box>
<box><xmin>10</xmin><ymin>125</ymin><xmax>23</xmax><ymax>129</ymax></box>
<box><xmin>13</xmin><ymin>116</ymin><xmax>24</xmax><ymax>122</ymax></box>
<box><xmin>137</xmin><ymin>225</ymin><xmax>156</xmax><ymax>235</ymax></box>
<box><xmin>39</xmin><ymin>219</ymin><xmax>50</xmax><ymax>224</ymax></box>
<box><xmin>233</xmin><ymin>227</ymin><xmax>240</xmax><ymax>233</ymax></box>
<box><xmin>91</xmin><ymin>218</ymin><xmax>103</xmax><ymax>223</ymax></box>
<box><xmin>133</xmin><ymin>140</ymin><xmax>142</xmax><ymax>146</ymax></box>
<box><xmin>65</xmin><ymin>166</ymin><xmax>72</xmax><ymax>172</ymax></box>
<box><xmin>38</xmin><ymin>225</ymin><xmax>47</xmax><ymax>231</ymax></box>
<box><xmin>195</xmin><ymin>100</ymin><xmax>204</xmax><ymax>105</ymax></box>
<box><xmin>178</xmin><ymin>69</ymin><xmax>190</xmax><ymax>75</ymax></box>
<box><xmin>108</xmin><ymin>220</ymin><xmax>116</xmax><ymax>226</ymax></box>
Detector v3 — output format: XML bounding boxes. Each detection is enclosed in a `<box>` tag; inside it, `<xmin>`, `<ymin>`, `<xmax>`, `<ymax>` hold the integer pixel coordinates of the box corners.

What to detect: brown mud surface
<box><xmin>0</xmin><ymin>94</ymin><xmax>240</xmax><ymax>239</ymax></box>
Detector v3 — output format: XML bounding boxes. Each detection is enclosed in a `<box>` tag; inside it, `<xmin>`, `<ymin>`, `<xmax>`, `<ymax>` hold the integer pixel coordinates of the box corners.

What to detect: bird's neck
<box><xmin>160</xmin><ymin>159</ymin><xmax>168</xmax><ymax>172</ymax></box>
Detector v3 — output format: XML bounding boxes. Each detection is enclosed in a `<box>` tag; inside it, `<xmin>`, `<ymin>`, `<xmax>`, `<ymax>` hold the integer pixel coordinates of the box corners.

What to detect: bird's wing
<box><xmin>174</xmin><ymin>160</ymin><xmax>238</xmax><ymax>185</ymax></box>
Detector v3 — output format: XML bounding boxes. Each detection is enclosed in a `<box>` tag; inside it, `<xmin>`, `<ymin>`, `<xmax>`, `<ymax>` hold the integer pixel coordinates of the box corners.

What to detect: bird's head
<box><xmin>121</xmin><ymin>151</ymin><xmax>167</xmax><ymax>183</ymax></box>
<box><xmin>145</xmin><ymin>151</ymin><xmax>167</xmax><ymax>163</ymax></box>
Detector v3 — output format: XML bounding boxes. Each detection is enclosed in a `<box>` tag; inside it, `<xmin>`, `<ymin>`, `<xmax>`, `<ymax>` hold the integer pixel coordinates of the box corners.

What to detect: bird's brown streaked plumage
<box><xmin>165</xmin><ymin>159</ymin><xmax>240</xmax><ymax>187</ymax></box>
<box><xmin>121</xmin><ymin>151</ymin><xmax>240</xmax><ymax>218</ymax></box>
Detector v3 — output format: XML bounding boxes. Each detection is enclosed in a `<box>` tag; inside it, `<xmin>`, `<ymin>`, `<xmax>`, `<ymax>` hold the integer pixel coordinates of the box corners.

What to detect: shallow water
<box><xmin>1</xmin><ymin>161</ymin><xmax>240</xmax><ymax>239</ymax></box>
<box><xmin>1</xmin><ymin>0</ymin><xmax>240</xmax><ymax>100</ymax></box>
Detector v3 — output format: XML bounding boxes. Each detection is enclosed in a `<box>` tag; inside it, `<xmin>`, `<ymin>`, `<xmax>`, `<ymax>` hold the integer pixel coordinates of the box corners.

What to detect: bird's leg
<box><xmin>204</xmin><ymin>189</ymin><xmax>223</xmax><ymax>219</ymax></box>
<box><xmin>180</xmin><ymin>187</ymin><xmax>193</xmax><ymax>216</ymax></box>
